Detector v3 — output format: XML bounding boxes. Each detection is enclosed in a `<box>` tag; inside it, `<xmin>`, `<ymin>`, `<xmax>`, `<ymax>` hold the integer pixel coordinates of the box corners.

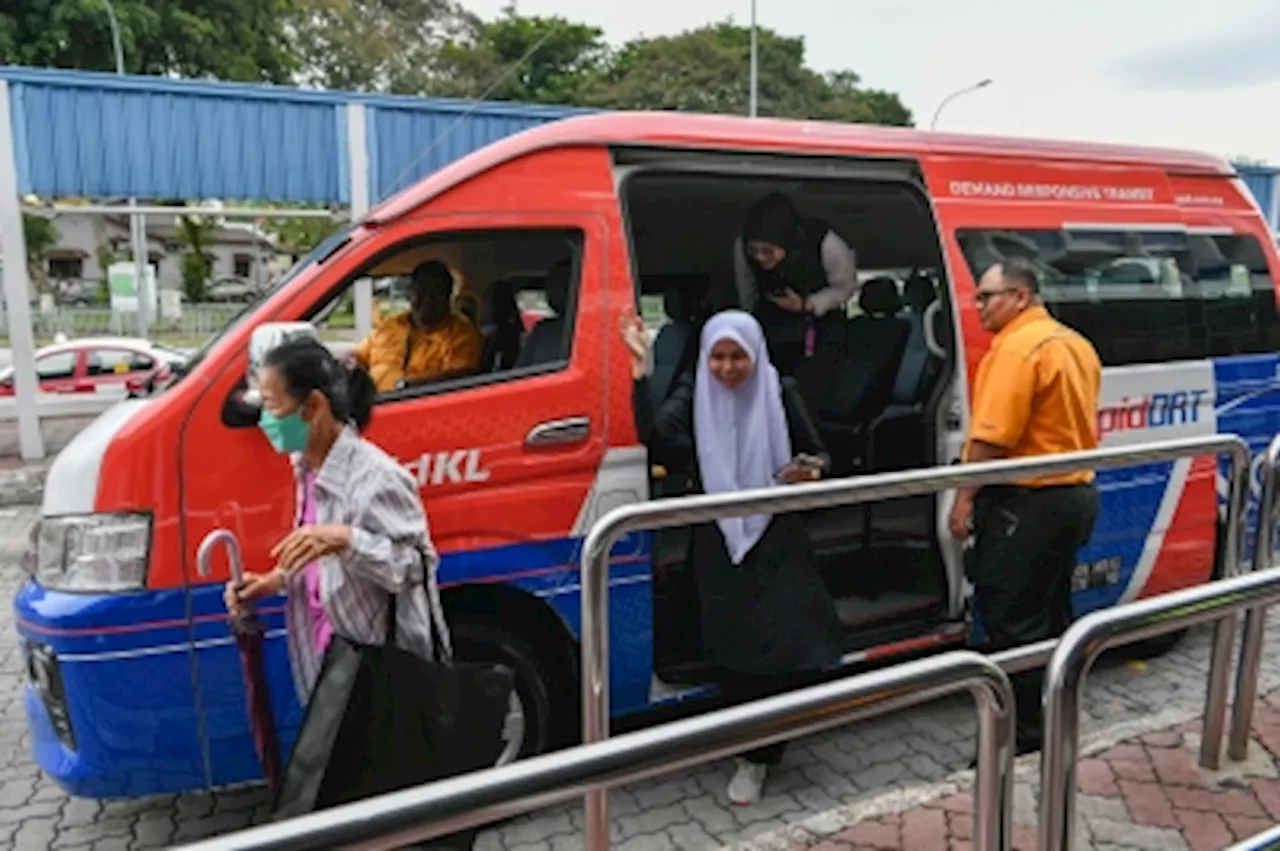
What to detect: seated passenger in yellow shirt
<box><xmin>354</xmin><ymin>261</ymin><xmax>483</xmax><ymax>392</ymax></box>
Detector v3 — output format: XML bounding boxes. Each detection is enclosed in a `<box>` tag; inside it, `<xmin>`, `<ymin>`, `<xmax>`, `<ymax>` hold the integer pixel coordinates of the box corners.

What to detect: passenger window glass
<box><xmin>87</xmin><ymin>349</ymin><xmax>148</xmax><ymax>376</ymax></box>
<box><xmin>955</xmin><ymin>228</ymin><xmax>1280</xmax><ymax>366</ymax></box>
<box><xmin>36</xmin><ymin>351</ymin><xmax>76</xmax><ymax>380</ymax></box>
<box><xmin>311</xmin><ymin>228</ymin><xmax>583</xmax><ymax>398</ymax></box>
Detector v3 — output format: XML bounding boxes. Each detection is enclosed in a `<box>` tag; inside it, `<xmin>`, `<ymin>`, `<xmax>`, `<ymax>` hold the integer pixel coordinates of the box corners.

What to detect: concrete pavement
<box><xmin>1</xmin><ymin>505</ymin><xmax>1279</xmax><ymax>849</ymax></box>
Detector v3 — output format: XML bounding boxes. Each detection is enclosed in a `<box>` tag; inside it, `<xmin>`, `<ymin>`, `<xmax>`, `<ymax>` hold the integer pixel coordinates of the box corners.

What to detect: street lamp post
<box><xmin>930</xmin><ymin>78</ymin><xmax>993</xmax><ymax>131</ymax></box>
<box><xmin>748</xmin><ymin>0</ymin><xmax>759</xmax><ymax>117</ymax></box>
<box><xmin>101</xmin><ymin>0</ymin><xmax>150</xmax><ymax>338</ymax></box>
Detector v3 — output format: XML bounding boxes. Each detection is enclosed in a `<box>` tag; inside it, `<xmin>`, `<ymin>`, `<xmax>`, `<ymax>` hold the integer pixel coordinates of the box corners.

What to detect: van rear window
<box><xmin>956</xmin><ymin>228</ymin><xmax>1280</xmax><ymax>366</ymax></box>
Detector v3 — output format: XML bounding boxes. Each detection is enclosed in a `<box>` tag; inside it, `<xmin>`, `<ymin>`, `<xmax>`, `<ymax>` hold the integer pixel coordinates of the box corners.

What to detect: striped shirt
<box><xmin>284</xmin><ymin>426</ymin><xmax>449</xmax><ymax>701</ymax></box>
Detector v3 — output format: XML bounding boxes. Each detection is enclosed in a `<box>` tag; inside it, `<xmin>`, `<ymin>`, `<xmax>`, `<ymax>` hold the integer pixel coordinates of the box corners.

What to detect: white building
<box><xmin>39</xmin><ymin>210</ymin><xmax>281</xmax><ymax>296</ymax></box>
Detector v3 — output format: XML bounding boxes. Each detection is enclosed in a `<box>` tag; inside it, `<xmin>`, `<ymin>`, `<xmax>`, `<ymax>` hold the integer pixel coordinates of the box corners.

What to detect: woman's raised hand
<box><xmin>619</xmin><ymin>312</ymin><xmax>650</xmax><ymax>380</ymax></box>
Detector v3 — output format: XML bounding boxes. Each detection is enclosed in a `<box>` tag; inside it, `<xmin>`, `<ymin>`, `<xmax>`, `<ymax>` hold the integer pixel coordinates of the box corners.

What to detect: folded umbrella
<box><xmin>198</xmin><ymin>530</ymin><xmax>283</xmax><ymax>795</ymax></box>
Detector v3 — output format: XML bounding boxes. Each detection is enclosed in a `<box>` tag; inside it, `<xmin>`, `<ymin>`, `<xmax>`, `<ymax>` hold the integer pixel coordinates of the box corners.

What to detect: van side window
<box><xmin>311</xmin><ymin>228</ymin><xmax>582</xmax><ymax>398</ymax></box>
<box><xmin>955</xmin><ymin>228</ymin><xmax>1280</xmax><ymax>366</ymax></box>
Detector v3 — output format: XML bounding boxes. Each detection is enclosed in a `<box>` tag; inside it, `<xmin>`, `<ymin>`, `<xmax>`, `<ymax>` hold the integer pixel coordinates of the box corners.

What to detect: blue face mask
<box><xmin>259</xmin><ymin>408</ymin><xmax>310</xmax><ymax>454</ymax></box>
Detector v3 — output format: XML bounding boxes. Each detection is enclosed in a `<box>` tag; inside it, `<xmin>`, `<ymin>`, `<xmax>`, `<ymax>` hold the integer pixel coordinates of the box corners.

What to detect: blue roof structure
<box><xmin>0</xmin><ymin>66</ymin><xmax>587</xmax><ymax>205</ymax></box>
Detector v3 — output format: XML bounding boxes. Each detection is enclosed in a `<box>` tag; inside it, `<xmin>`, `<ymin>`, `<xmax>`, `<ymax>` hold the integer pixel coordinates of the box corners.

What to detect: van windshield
<box><xmin>162</xmin><ymin>224</ymin><xmax>355</xmax><ymax>390</ymax></box>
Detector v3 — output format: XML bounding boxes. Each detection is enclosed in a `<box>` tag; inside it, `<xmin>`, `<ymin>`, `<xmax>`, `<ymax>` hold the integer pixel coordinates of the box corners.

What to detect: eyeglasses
<box><xmin>974</xmin><ymin>287</ymin><xmax>1020</xmax><ymax>307</ymax></box>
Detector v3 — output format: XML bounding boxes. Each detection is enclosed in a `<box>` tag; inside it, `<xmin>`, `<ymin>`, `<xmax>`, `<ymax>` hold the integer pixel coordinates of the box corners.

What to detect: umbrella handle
<box><xmin>197</xmin><ymin>529</ymin><xmax>247</xmax><ymax>585</ymax></box>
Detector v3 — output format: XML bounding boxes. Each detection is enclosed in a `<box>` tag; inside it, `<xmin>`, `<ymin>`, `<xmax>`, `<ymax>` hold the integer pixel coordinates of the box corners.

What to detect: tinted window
<box><xmin>87</xmin><ymin>349</ymin><xmax>152</xmax><ymax>376</ymax></box>
<box><xmin>35</xmin><ymin>351</ymin><xmax>77</xmax><ymax>380</ymax></box>
<box><xmin>956</xmin><ymin>228</ymin><xmax>1280</xmax><ymax>366</ymax></box>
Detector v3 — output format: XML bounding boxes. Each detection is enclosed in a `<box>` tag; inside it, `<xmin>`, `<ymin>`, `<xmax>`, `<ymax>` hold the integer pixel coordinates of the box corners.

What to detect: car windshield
<box><xmin>163</xmin><ymin>224</ymin><xmax>355</xmax><ymax>389</ymax></box>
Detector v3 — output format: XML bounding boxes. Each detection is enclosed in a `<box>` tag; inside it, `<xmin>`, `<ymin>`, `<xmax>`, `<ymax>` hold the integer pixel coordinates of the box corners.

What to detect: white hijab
<box><xmin>694</xmin><ymin>311</ymin><xmax>793</xmax><ymax>565</ymax></box>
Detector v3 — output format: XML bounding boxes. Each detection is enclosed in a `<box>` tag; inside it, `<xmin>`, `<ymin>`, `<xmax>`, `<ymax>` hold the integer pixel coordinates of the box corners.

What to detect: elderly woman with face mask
<box><xmin>727</xmin><ymin>192</ymin><xmax>859</xmax><ymax>376</ymax></box>
<box><xmin>353</xmin><ymin>260</ymin><xmax>484</xmax><ymax>392</ymax></box>
<box><xmin>621</xmin><ymin>309</ymin><xmax>844</xmax><ymax>807</ymax></box>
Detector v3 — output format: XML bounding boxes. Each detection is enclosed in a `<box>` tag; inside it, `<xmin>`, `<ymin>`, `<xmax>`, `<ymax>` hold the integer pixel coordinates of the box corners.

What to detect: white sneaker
<box><xmin>727</xmin><ymin>758</ymin><xmax>768</xmax><ymax>806</ymax></box>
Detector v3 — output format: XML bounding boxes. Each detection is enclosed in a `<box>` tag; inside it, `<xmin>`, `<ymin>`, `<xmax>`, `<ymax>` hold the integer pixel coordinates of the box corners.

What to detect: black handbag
<box><xmin>273</xmin><ymin>570</ymin><xmax>515</xmax><ymax>848</ymax></box>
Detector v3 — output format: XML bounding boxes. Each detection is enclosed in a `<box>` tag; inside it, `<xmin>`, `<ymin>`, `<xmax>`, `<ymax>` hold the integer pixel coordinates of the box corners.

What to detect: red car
<box><xmin>0</xmin><ymin>337</ymin><xmax>188</xmax><ymax>397</ymax></box>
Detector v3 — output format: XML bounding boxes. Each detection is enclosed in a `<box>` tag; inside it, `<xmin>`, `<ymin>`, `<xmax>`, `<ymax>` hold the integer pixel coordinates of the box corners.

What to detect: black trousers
<box><xmin>717</xmin><ymin>670</ymin><xmax>823</xmax><ymax>766</ymax></box>
<box><xmin>967</xmin><ymin>483</ymin><xmax>1099</xmax><ymax>749</ymax></box>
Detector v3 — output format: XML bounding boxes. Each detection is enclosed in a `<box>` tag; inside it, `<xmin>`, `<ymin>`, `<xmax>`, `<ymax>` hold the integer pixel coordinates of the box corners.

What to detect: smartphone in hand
<box><xmin>775</xmin><ymin>453</ymin><xmax>824</xmax><ymax>483</ymax></box>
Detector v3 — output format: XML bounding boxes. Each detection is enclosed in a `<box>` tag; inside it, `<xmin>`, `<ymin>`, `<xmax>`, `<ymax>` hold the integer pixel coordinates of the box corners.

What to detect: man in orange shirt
<box><xmin>949</xmin><ymin>256</ymin><xmax>1102</xmax><ymax>755</ymax></box>
<box><xmin>354</xmin><ymin>261</ymin><xmax>483</xmax><ymax>393</ymax></box>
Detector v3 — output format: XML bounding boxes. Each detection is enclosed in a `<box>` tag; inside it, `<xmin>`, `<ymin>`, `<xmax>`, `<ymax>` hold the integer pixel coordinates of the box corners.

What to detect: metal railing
<box><xmin>174</xmin><ymin>650</ymin><xmax>1014</xmax><ymax>851</ymax></box>
<box><xmin>1229</xmin><ymin>433</ymin><xmax>1280</xmax><ymax>761</ymax></box>
<box><xmin>1037</xmin><ymin>557</ymin><xmax>1280</xmax><ymax>850</ymax></box>
<box><xmin>168</xmin><ymin>433</ymin><xmax>1252</xmax><ymax>851</ymax></box>
<box><xmin>580</xmin><ymin>433</ymin><xmax>1250</xmax><ymax>849</ymax></box>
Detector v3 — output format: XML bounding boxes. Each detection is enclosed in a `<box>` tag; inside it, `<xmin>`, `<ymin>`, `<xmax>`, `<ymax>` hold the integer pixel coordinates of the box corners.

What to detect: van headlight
<box><xmin>29</xmin><ymin>514</ymin><xmax>151</xmax><ymax>592</ymax></box>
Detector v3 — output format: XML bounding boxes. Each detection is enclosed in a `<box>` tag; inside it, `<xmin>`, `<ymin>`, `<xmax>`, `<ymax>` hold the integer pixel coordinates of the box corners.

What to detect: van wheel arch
<box><xmin>441</xmin><ymin>584</ymin><xmax>580</xmax><ymax>756</ymax></box>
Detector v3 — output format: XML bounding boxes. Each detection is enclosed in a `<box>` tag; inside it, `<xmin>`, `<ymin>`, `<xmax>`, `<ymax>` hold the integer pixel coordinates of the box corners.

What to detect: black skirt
<box><xmin>691</xmin><ymin>513</ymin><xmax>844</xmax><ymax>676</ymax></box>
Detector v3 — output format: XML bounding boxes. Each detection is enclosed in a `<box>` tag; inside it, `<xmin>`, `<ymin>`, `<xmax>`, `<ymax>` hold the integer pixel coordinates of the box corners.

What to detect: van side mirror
<box><xmin>223</xmin><ymin>321</ymin><xmax>319</xmax><ymax>429</ymax></box>
<box><xmin>247</xmin><ymin>322</ymin><xmax>320</xmax><ymax>386</ymax></box>
<box><xmin>222</xmin><ymin>380</ymin><xmax>262</xmax><ymax>428</ymax></box>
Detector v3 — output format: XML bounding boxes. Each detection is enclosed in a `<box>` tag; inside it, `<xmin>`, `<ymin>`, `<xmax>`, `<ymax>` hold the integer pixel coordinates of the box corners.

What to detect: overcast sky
<box><xmin>466</xmin><ymin>0</ymin><xmax>1280</xmax><ymax>165</ymax></box>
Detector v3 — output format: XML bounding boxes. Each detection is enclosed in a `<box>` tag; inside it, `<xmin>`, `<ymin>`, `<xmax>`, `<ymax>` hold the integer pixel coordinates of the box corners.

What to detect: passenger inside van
<box><xmin>479</xmin><ymin>278</ymin><xmax>523</xmax><ymax>372</ymax></box>
<box><xmin>353</xmin><ymin>260</ymin><xmax>483</xmax><ymax>392</ymax></box>
<box><xmin>730</xmin><ymin>192</ymin><xmax>859</xmax><ymax>376</ymax></box>
<box><xmin>515</xmin><ymin>259</ymin><xmax>573</xmax><ymax>369</ymax></box>
<box><xmin>649</xmin><ymin>275</ymin><xmax>713</xmax><ymax>409</ymax></box>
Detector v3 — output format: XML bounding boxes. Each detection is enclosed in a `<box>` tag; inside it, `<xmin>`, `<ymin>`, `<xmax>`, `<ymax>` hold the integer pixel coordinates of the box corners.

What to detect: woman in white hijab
<box><xmin>622</xmin><ymin>309</ymin><xmax>844</xmax><ymax>806</ymax></box>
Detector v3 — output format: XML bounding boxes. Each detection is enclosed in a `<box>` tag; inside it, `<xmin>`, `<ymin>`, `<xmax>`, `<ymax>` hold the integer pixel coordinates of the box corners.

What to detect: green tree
<box><xmin>432</xmin><ymin>5</ymin><xmax>609</xmax><ymax>104</ymax></box>
<box><xmin>0</xmin><ymin>0</ymin><xmax>297</xmax><ymax>82</ymax></box>
<box><xmin>261</xmin><ymin>214</ymin><xmax>343</xmax><ymax>264</ymax></box>
<box><xmin>286</xmin><ymin>0</ymin><xmax>477</xmax><ymax>94</ymax></box>
<box><xmin>177</xmin><ymin>215</ymin><xmax>215</xmax><ymax>302</ymax></box>
<box><xmin>22</xmin><ymin>213</ymin><xmax>59</xmax><ymax>291</ymax></box>
<box><xmin>588</xmin><ymin>23</ymin><xmax>912</xmax><ymax>126</ymax></box>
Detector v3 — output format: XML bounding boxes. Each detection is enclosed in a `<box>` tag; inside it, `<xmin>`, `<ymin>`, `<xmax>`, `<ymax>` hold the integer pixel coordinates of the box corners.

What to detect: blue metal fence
<box><xmin>0</xmin><ymin>66</ymin><xmax>585</xmax><ymax>206</ymax></box>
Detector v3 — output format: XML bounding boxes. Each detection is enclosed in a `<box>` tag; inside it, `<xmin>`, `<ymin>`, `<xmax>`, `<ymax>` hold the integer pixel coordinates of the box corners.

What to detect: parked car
<box><xmin>52</xmin><ymin>279</ymin><xmax>103</xmax><ymax>308</ymax></box>
<box><xmin>204</xmin><ymin>276</ymin><xmax>263</xmax><ymax>303</ymax></box>
<box><xmin>0</xmin><ymin>337</ymin><xmax>188</xmax><ymax>397</ymax></box>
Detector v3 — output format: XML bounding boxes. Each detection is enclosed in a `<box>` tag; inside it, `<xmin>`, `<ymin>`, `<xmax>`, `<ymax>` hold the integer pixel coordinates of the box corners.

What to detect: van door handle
<box><xmin>525</xmin><ymin>416</ymin><xmax>591</xmax><ymax>447</ymax></box>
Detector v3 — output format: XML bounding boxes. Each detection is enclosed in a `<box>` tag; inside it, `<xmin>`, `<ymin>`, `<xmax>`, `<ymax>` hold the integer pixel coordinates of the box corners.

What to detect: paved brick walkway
<box><xmin>762</xmin><ymin>693</ymin><xmax>1280</xmax><ymax>851</ymax></box>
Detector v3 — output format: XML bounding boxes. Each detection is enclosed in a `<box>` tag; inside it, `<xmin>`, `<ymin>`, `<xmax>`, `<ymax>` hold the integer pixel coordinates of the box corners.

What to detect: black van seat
<box><xmin>798</xmin><ymin>277</ymin><xmax>909</xmax><ymax>475</ymax></box>
<box><xmin>866</xmin><ymin>275</ymin><xmax>943</xmax><ymax>472</ymax></box>
<box><xmin>480</xmin><ymin>278</ymin><xmax>522</xmax><ymax>372</ymax></box>
<box><xmin>649</xmin><ymin>278</ymin><xmax>705</xmax><ymax>408</ymax></box>
<box><xmin>515</xmin><ymin>260</ymin><xmax>572</xmax><ymax>368</ymax></box>
<box><xmin>887</xmin><ymin>272</ymin><xmax>939</xmax><ymax>410</ymax></box>
<box><xmin>816</xmin><ymin>277</ymin><xmax>909</xmax><ymax>423</ymax></box>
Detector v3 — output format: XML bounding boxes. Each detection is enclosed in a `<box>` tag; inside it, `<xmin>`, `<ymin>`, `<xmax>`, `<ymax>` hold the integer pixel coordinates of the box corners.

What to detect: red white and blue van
<box><xmin>15</xmin><ymin>113</ymin><xmax>1280</xmax><ymax>797</ymax></box>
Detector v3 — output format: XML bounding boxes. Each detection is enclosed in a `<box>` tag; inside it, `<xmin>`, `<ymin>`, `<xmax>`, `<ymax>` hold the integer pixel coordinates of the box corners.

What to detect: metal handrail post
<box><xmin>1038</xmin><ymin>565</ymin><xmax>1280</xmax><ymax>851</ymax></box>
<box><xmin>580</xmin><ymin>435</ymin><xmax>1248</xmax><ymax>849</ymax></box>
<box><xmin>1229</xmin><ymin>434</ymin><xmax>1280</xmax><ymax>761</ymax></box>
<box><xmin>1200</xmin><ymin>432</ymin><xmax>1253</xmax><ymax>769</ymax></box>
<box><xmin>172</xmin><ymin>651</ymin><xmax>1014</xmax><ymax>851</ymax></box>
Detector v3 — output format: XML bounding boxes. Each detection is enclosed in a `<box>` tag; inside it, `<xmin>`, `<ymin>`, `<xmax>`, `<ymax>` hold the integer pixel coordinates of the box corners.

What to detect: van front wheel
<box><xmin>451</xmin><ymin>623</ymin><xmax>554</xmax><ymax>766</ymax></box>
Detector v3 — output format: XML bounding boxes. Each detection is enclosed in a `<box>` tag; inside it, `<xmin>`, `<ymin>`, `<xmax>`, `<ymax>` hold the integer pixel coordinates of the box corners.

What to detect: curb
<box><xmin>0</xmin><ymin>465</ymin><xmax>46</xmax><ymax>509</ymax></box>
<box><xmin>718</xmin><ymin>704</ymin><xmax>1206</xmax><ymax>851</ymax></box>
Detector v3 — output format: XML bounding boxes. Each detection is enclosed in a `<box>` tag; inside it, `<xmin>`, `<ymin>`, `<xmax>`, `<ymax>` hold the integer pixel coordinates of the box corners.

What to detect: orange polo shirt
<box><xmin>354</xmin><ymin>311</ymin><xmax>483</xmax><ymax>393</ymax></box>
<box><xmin>965</xmin><ymin>305</ymin><xmax>1102</xmax><ymax>487</ymax></box>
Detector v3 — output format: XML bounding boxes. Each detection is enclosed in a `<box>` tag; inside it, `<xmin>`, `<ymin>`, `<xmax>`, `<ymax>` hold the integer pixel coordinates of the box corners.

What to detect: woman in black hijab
<box><xmin>729</xmin><ymin>192</ymin><xmax>858</xmax><ymax>376</ymax></box>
